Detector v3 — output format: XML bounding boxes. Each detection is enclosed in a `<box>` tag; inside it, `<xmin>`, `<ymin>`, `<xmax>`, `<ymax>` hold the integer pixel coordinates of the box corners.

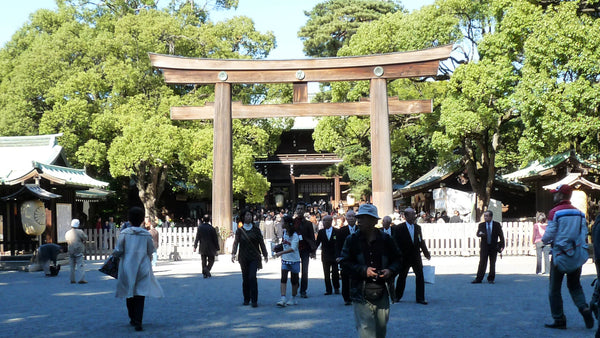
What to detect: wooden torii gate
<box><xmin>149</xmin><ymin>45</ymin><xmax>451</xmax><ymax>231</ymax></box>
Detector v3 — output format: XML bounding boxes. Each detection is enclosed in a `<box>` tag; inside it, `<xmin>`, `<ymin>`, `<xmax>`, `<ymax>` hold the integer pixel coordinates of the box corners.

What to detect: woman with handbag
<box><xmin>532</xmin><ymin>212</ymin><xmax>550</xmax><ymax>275</ymax></box>
<box><xmin>231</xmin><ymin>209</ymin><xmax>269</xmax><ymax>307</ymax></box>
<box><xmin>274</xmin><ymin>215</ymin><xmax>300</xmax><ymax>307</ymax></box>
<box><xmin>113</xmin><ymin>207</ymin><xmax>164</xmax><ymax>332</ymax></box>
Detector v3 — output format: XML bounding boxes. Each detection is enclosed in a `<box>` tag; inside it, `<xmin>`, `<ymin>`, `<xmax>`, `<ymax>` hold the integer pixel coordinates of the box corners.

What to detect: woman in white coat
<box><xmin>113</xmin><ymin>207</ymin><xmax>163</xmax><ymax>331</ymax></box>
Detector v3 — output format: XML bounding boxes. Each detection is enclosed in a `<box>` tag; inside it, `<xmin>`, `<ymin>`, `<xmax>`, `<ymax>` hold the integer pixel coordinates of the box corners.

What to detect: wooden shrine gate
<box><xmin>150</xmin><ymin>45</ymin><xmax>452</xmax><ymax>232</ymax></box>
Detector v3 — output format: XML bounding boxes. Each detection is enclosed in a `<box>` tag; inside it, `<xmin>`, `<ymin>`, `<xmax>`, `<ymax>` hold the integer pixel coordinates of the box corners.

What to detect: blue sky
<box><xmin>0</xmin><ymin>0</ymin><xmax>434</xmax><ymax>59</ymax></box>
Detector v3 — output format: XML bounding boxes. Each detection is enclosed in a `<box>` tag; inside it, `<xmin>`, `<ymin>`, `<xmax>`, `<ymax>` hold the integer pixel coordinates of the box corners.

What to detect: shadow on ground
<box><xmin>0</xmin><ymin>260</ymin><xmax>597</xmax><ymax>338</ymax></box>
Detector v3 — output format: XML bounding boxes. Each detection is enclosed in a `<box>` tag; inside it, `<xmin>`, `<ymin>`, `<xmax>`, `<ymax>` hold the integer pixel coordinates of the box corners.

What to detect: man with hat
<box><xmin>65</xmin><ymin>219</ymin><xmax>88</xmax><ymax>284</ymax></box>
<box><xmin>340</xmin><ymin>203</ymin><xmax>401</xmax><ymax>338</ymax></box>
<box><xmin>542</xmin><ymin>184</ymin><xmax>594</xmax><ymax>330</ymax></box>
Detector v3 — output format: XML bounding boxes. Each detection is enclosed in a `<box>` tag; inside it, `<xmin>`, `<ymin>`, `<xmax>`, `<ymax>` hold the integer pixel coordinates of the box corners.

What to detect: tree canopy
<box><xmin>0</xmin><ymin>0</ymin><xmax>280</xmax><ymax>220</ymax></box>
<box><xmin>298</xmin><ymin>0</ymin><xmax>402</xmax><ymax>58</ymax></box>
<box><xmin>311</xmin><ymin>0</ymin><xmax>600</xmax><ymax>218</ymax></box>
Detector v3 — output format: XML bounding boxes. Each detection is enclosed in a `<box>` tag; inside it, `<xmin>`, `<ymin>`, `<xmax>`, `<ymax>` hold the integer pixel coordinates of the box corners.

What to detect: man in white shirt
<box><xmin>316</xmin><ymin>215</ymin><xmax>340</xmax><ymax>295</ymax></box>
<box><xmin>336</xmin><ymin>210</ymin><xmax>357</xmax><ymax>305</ymax></box>
<box><xmin>381</xmin><ymin>216</ymin><xmax>393</xmax><ymax>236</ymax></box>
<box><xmin>472</xmin><ymin>210</ymin><xmax>505</xmax><ymax>284</ymax></box>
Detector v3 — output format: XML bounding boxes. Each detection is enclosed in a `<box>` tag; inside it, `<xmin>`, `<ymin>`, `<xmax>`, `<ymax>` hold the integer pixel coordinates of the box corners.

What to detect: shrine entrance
<box><xmin>150</xmin><ymin>45</ymin><xmax>451</xmax><ymax>231</ymax></box>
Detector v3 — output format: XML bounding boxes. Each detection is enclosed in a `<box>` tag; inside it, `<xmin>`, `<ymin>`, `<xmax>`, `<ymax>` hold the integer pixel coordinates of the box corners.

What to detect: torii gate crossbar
<box><xmin>150</xmin><ymin>45</ymin><xmax>452</xmax><ymax>232</ymax></box>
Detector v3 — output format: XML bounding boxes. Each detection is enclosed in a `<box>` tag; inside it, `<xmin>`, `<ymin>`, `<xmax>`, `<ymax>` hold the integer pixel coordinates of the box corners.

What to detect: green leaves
<box><xmin>298</xmin><ymin>0</ymin><xmax>401</xmax><ymax>57</ymax></box>
<box><xmin>0</xmin><ymin>0</ymin><xmax>278</xmax><ymax>215</ymax></box>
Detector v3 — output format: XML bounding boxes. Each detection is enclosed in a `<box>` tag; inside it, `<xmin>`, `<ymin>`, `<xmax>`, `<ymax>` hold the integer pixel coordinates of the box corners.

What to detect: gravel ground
<box><xmin>0</xmin><ymin>254</ymin><xmax>597</xmax><ymax>337</ymax></box>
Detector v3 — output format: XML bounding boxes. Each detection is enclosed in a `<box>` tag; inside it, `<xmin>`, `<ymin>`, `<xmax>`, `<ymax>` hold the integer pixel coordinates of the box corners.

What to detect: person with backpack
<box><xmin>542</xmin><ymin>184</ymin><xmax>594</xmax><ymax>330</ymax></box>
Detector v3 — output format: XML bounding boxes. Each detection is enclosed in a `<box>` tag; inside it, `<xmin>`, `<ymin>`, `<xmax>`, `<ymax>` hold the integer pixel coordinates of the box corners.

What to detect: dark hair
<box><xmin>484</xmin><ymin>210</ymin><xmax>493</xmax><ymax>217</ymax></box>
<box><xmin>128</xmin><ymin>207</ymin><xmax>145</xmax><ymax>227</ymax></box>
<box><xmin>239</xmin><ymin>208</ymin><xmax>253</xmax><ymax>220</ymax></box>
<box><xmin>202</xmin><ymin>214</ymin><xmax>211</xmax><ymax>223</ymax></box>
<box><xmin>537</xmin><ymin>212</ymin><xmax>547</xmax><ymax>223</ymax></box>
<box><xmin>283</xmin><ymin>215</ymin><xmax>296</xmax><ymax>235</ymax></box>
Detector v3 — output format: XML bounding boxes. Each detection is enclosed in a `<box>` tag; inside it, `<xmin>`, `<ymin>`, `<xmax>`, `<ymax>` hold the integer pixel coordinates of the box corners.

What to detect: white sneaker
<box><xmin>276</xmin><ymin>296</ymin><xmax>287</xmax><ymax>307</ymax></box>
<box><xmin>286</xmin><ymin>297</ymin><xmax>298</xmax><ymax>306</ymax></box>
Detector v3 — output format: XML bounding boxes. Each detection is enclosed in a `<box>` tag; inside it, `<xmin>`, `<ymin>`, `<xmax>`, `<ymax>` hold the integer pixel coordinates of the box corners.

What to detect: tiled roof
<box><xmin>0</xmin><ymin>134</ymin><xmax>65</xmax><ymax>182</ymax></box>
<box><xmin>0</xmin><ymin>134</ymin><xmax>108</xmax><ymax>189</ymax></box>
<box><xmin>502</xmin><ymin>151</ymin><xmax>600</xmax><ymax>181</ymax></box>
<box><xmin>36</xmin><ymin>162</ymin><xmax>108</xmax><ymax>188</ymax></box>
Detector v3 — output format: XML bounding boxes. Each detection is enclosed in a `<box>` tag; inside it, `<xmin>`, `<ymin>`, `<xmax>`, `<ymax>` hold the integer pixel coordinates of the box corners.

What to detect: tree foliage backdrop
<box><xmin>1</xmin><ymin>0</ymin><xmax>599</xmax><ymax>222</ymax></box>
<box><xmin>304</xmin><ymin>0</ymin><xmax>600</xmax><ymax>218</ymax></box>
<box><xmin>0</xmin><ymin>0</ymin><xmax>283</xmax><ymax>221</ymax></box>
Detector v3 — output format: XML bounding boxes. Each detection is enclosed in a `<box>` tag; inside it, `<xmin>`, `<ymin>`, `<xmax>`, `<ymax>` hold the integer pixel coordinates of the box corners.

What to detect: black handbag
<box><xmin>99</xmin><ymin>255</ymin><xmax>119</xmax><ymax>279</ymax></box>
<box><xmin>363</xmin><ymin>282</ymin><xmax>385</xmax><ymax>302</ymax></box>
<box><xmin>273</xmin><ymin>243</ymin><xmax>284</xmax><ymax>253</ymax></box>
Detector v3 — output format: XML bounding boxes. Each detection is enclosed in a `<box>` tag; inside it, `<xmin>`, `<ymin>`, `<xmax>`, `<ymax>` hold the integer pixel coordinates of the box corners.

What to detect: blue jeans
<box><xmin>548</xmin><ymin>259</ymin><xmax>587</xmax><ymax>320</ymax></box>
<box><xmin>152</xmin><ymin>251</ymin><xmax>157</xmax><ymax>267</ymax></box>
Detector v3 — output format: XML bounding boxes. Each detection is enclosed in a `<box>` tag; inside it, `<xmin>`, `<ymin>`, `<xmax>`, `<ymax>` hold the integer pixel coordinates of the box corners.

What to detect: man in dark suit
<box><xmin>336</xmin><ymin>209</ymin><xmax>358</xmax><ymax>305</ymax></box>
<box><xmin>380</xmin><ymin>216</ymin><xmax>397</xmax><ymax>300</ymax></box>
<box><xmin>315</xmin><ymin>215</ymin><xmax>340</xmax><ymax>295</ymax></box>
<box><xmin>392</xmin><ymin>207</ymin><xmax>431</xmax><ymax>304</ymax></box>
<box><xmin>294</xmin><ymin>204</ymin><xmax>317</xmax><ymax>298</ymax></box>
<box><xmin>472</xmin><ymin>210</ymin><xmax>505</xmax><ymax>284</ymax></box>
<box><xmin>194</xmin><ymin>214</ymin><xmax>220</xmax><ymax>278</ymax></box>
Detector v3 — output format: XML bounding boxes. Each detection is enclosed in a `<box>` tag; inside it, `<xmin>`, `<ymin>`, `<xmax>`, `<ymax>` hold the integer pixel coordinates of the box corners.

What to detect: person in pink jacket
<box><xmin>532</xmin><ymin>212</ymin><xmax>551</xmax><ymax>275</ymax></box>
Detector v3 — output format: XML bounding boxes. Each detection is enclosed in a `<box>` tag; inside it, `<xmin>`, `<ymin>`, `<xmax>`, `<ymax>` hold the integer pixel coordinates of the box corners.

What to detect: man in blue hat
<box><xmin>340</xmin><ymin>203</ymin><xmax>401</xmax><ymax>338</ymax></box>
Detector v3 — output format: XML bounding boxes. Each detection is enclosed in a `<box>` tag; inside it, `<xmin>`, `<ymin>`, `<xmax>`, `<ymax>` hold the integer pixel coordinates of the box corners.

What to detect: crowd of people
<box><xmin>32</xmin><ymin>190</ymin><xmax>600</xmax><ymax>336</ymax></box>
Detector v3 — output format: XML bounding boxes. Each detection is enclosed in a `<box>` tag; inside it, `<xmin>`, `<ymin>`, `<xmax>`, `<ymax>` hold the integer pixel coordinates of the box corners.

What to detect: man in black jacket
<box><xmin>336</xmin><ymin>209</ymin><xmax>358</xmax><ymax>305</ymax></box>
<box><xmin>194</xmin><ymin>214</ymin><xmax>220</xmax><ymax>278</ymax></box>
<box><xmin>472</xmin><ymin>210</ymin><xmax>505</xmax><ymax>284</ymax></box>
<box><xmin>294</xmin><ymin>204</ymin><xmax>316</xmax><ymax>298</ymax></box>
<box><xmin>315</xmin><ymin>215</ymin><xmax>339</xmax><ymax>295</ymax></box>
<box><xmin>341</xmin><ymin>203</ymin><xmax>401</xmax><ymax>338</ymax></box>
<box><xmin>392</xmin><ymin>207</ymin><xmax>431</xmax><ymax>304</ymax></box>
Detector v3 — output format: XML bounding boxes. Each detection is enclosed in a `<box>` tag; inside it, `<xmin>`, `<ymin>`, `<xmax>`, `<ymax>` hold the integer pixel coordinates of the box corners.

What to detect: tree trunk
<box><xmin>135</xmin><ymin>161</ymin><xmax>168</xmax><ymax>225</ymax></box>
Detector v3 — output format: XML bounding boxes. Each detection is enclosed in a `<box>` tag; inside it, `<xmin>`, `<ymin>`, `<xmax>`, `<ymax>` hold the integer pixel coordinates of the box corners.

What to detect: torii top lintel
<box><xmin>149</xmin><ymin>45</ymin><xmax>452</xmax><ymax>84</ymax></box>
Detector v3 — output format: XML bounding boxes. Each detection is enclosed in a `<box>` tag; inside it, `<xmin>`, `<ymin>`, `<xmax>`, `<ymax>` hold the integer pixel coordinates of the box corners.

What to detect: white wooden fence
<box><xmin>421</xmin><ymin>221</ymin><xmax>535</xmax><ymax>257</ymax></box>
<box><xmin>83</xmin><ymin>221</ymin><xmax>537</xmax><ymax>260</ymax></box>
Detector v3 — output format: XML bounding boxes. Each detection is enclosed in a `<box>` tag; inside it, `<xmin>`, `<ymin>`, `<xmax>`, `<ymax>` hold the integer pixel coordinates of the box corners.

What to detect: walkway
<box><xmin>0</xmin><ymin>255</ymin><xmax>597</xmax><ymax>337</ymax></box>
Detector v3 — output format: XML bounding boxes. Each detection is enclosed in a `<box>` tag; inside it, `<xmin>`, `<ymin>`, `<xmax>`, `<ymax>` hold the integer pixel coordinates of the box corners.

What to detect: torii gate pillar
<box><xmin>370</xmin><ymin>78</ymin><xmax>393</xmax><ymax>216</ymax></box>
<box><xmin>213</xmin><ymin>82</ymin><xmax>232</xmax><ymax>232</ymax></box>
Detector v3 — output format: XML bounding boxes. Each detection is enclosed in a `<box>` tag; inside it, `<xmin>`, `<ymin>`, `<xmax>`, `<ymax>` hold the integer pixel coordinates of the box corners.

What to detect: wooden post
<box><xmin>370</xmin><ymin>78</ymin><xmax>393</xmax><ymax>218</ymax></box>
<box><xmin>213</xmin><ymin>83</ymin><xmax>232</xmax><ymax>235</ymax></box>
<box><xmin>334</xmin><ymin>176</ymin><xmax>341</xmax><ymax>208</ymax></box>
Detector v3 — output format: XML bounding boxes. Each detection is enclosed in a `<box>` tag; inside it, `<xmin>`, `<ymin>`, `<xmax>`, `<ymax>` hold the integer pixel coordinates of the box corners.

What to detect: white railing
<box><xmin>421</xmin><ymin>221</ymin><xmax>535</xmax><ymax>257</ymax></box>
<box><xmin>84</xmin><ymin>221</ymin><xmax>537</xmax><ymax>260</ymax></box>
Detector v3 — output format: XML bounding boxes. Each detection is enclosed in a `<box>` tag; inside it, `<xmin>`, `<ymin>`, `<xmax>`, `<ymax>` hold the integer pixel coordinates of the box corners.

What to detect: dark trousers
<box><xmin>126</xmin><ymin>295</ymin><xmax>145</xmax><ymax>326</ymax></box>
<box><xmin>300</xmin><ymin>250</ymin><xmax>310</xmax><ymax>295</ymax></box>
<box><xmin>476</xmin><ymin>248</ymin><xmax>498</xmax><ymax>282</ymax></box>
<box><xmin>395</xmin><ymin>257</ymin><xmax>425</xmax><ymax>302</ymax></box>
<box><xmin>322</xmin><ymin>260</ymin><xmax>340</xmax><ymax>293</ymax></box>
<box><xmin>240</xmin><ymin>259</ymin><xmax>259</xmax><ymax>303</ymax></box>
<box><xmin>341</xmin><ymin>269</ymin><xmax>351</xmax><ymax>302</ymax></box>
<box><xmin>201</xmin><ymin>254</ymin><xmax>215</xmax><ymax>276</ymax></box>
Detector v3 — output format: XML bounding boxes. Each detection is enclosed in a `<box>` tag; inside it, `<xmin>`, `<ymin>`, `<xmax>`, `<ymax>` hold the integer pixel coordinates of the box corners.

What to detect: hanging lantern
<box><xmin>20</xmin><ymin>200</ymin><xmax>47</xmax><ymax>236</ymax></box>
<box><xmin>275</xmin><ymin>194</ymin><xmax>285</xmax><ymax>208</ymax></box>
